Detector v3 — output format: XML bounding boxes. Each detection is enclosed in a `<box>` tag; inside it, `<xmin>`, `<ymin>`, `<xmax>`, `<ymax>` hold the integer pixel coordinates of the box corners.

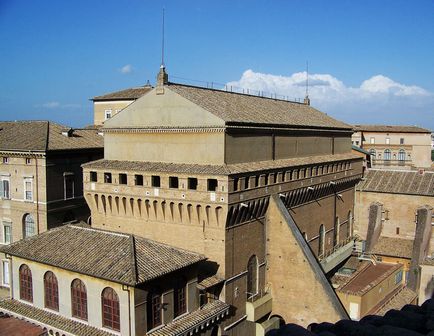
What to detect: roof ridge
<box><xmin>70</xmin><ymin>225</ymin><xmax>130</xmax><ymax>238</ymax></box>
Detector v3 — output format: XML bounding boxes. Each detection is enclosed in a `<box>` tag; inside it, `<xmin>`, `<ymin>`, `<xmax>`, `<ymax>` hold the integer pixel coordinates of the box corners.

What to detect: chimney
<box><xmin>61</xmin><ymin>128</ymin><xmax>74</xmax><ymax>137</ymax></box>
<box><xmin>304</xmin><ymin>95</ymin><xmax>310</xmax><ymax>106</ymax></box>
<box><xmin>156</xmin><ymin>65</ymin><xmax>168</xmax><ymax>95</ymax></box>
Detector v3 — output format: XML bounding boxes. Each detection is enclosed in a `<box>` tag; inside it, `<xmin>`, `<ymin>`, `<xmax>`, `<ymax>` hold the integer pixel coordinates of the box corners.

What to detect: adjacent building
<box><xmin>352</xmin><ymin>125</ymin><xmax>432</xmax><ymax>169</ymax></box>
<box><xmin>1</xmin><ymin>68</ymin><xmax>364</xmax><ymax>335</ymax></box>
<box><xmin>0</xmin><ymin>121</ymin><xmax>103</xmax><ymax>289</ymax></box>
<box><xmin>92</xmin><ymin>84</ymin><xmax>153</xmax><ymax>126</ymax></box>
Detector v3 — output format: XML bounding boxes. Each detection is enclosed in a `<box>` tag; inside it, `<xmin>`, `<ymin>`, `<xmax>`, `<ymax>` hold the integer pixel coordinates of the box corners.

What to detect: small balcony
<box><xmin>320</xmin><ymin>237</ymin><xmax>355</xmax><ymax>273</ymax></box>
<box><xmin>246</xmin><ymin>290</ymin><xmax>273</xmax><ymax>322</ymax></box>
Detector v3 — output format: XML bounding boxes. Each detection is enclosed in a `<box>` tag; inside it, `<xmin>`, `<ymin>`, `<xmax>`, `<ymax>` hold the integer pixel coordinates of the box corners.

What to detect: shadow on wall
<box><xmin>266</xmin><ymin>298</ymin><xmax>434</xmax><ymax>336</ymax></box>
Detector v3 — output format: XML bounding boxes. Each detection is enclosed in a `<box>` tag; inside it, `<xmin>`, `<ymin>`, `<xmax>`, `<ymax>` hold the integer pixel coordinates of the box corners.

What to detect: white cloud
<box><xmin>120</xmin><ymin>64</ymin><xmax>133</xmax><ymax>74</ymax></box>
<box><xmin>42</xmin><ymin>101</ymin><xmax>60</xmax><ymax>108</ymax></box>
<box><xmin>226</xmin><ymin>70</ymin><xmax>434</xmax><ymax>129</ymax></box>
<box><xmin>38</xmin><ymin>102</ymin><xmax>81</xmax><ymax>110</ymax></box>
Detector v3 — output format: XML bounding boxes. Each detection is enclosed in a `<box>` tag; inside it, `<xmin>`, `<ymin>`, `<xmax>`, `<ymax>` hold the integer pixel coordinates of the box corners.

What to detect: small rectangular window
<box><xmin>188</xmin><ymin>177</ymin><xmax>198</xmax><ymax>190</ymax></box>
<box><xmin>2</xmin><ymin>157</ymin><xmax>9</xmax><ymax>164</ymax></box>
<box><xmin>396</xmin><ymin>227</ymin><xmax>400</xmax><ymax>235</ymax></box>
<box><xmin>400</xmin><ymin>138</ymin><xmax>404</xmax><ymax>145</ymax></box>
<box><xmin>370</xmin><ymin>137</ymin><xmax>375</xmax><ymax>144</ymax></box>
<box><xmin>25</xmin><ymin>158</ymin><xmax>31</xmax><ymax>165</ymax></box>
<box><xmin>355</xmin><ymin>141</ymin><xmax>359</xmax><ymax>146</ymax></box>
<box><xmin>2</xmin><ymin>221</ymin><xmax>12</xmax><ymax>244</ymax></box>
<box><xmin>24</xmin><ymin>179</ymin><xmax>33</xmax><ymax>201</ymax></box>
<box><xmin>169</xmin><ymin>176</ymin><xmax>179</xmax><ymax>189</ymax></box>
<box><xmin>152</xmin><ymin>175</ymin><xmax>161</xmax><ymax>188</ymax></box>
<box><xmin>134</xmin><ymin>174</ymin><xmax>143</xmax><ymax>186</ymax></box>
<box><xmin>264</xmin><ymin>174</ymin><xmax>269</xmax><ymax>185</ymax></box>
<box><xmin>119</xmin><ymin>173</ymin><xmax>127</xmax><ymax>185</ymax></box>
<box><xmin>233</xmin><ymin>177</ymin><xmax>239</xmax><ymax>191</ymax></box>
<box><xmin>208</xmin><ymin>178</ymin><xmax>218</xmax><ymax>191</ymax></box>
<box><xmin>104</xmin><ymin>172</ymin><xmax>112</xmax><ymax>184</ymax></box>
<box><xmin>0</xmin><ymin>178</ymin><xmax>10</xmax><ymax>199</ymax></box>
<box><xmin>2</xmin><ymin>260</ymin><xmax>9</xmax><ymax>286</ymax></box>
<box><xmin>386</xmin><ymin>138</ymin><xmax>390</xmax><ymax>145</ymax></box>
<box><xmin>395</xmin><ymin>270</ymin><xmax>403</xmax><ymax>284</ymax></box>
<box><xmin>243</xmin><ymin>177</ymin><xmax>249</xmax><ymax>190</ymax></box>
<box><xmin>64</xmin><ymin>174</ymin><xmax>74</xmax><ymax>199</ymax></box>
<box><xmin>255</xmin><ymin>175</ymin><xmax>260</xmax><ymax>187</ymax></box>
<box><xmin>104</xmin><ymin>109</ymin><xmax>112</xmax><ymax>120</ymax></box>
<box><xmin>90</xmin><ymin>171</ymin><xmax>97</xmax><ymax>182</ymax></box>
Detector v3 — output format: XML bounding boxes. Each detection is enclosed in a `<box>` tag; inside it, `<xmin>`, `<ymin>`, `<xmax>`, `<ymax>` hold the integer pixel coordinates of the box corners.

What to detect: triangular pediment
<box><xmin>104</xmin><ymin>87</ymin><xmax>225</xmax><ymax>129</ymax></box>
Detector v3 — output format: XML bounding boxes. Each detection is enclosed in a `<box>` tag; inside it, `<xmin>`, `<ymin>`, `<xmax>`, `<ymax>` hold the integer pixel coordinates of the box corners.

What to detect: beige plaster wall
<box><xmin>266</xmin><ymin>196</ymin><xmax>347</xmax><ymax>327</ymax></box>
<box><xmin>354</xmin><ymin>191</ymin><xmax>434</xmax><ymax>253</ymax></box>
<box><xmin>104</xmin><ymin>132</ymin><xmax>225</xmax><ymax>164</ymax></box>
<box><xmin>11</xmin><ymin>257</ymin><xmax>134</xmax><ymax>335</ymax></box>
<box><xmin>94</xmin><ymin>101</ymin><xmax>133</xmax><ymax>126</ymax></box>
<box><xmin>419</xmin><ymin>264</ymin><xmax>434</xmax><ymax>304</ymax></box>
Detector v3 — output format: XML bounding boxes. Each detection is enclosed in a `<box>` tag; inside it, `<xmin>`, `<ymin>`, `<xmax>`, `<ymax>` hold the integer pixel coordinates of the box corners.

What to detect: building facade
<box><xmin>352</xmin><ymin>125</ymin><xmax>432</xmax><ymax>169</ymax></box>
<box><xmin>92</xmin><ymin>84</ymin><xmax>153</xmax><ymax>126</ymax></box>
<box><xmin>0</xmin><ymin>121</ymin><xmax>103</xmax><ymax>288</ymax></box>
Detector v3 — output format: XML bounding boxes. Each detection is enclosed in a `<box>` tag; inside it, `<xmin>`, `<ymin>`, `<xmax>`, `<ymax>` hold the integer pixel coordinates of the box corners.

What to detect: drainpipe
<box><xmin>34</xmin><ymin>152</ymin><xmax>40</xmax><ymax>234</ymax></box>
<box><xmin>122</xmin><ymin>285</ymin><xmax>132</xmax><ymax>336</ymax></box>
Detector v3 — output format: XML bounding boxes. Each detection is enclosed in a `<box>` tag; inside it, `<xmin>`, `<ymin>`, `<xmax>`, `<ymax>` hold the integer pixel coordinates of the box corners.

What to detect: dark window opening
<box><xmin>188</xmin><ymin>177</ymin><xmax>198</xmax><ymax>190</ymax></box>
<box><xmin>44</xmin><ymin>271</ymin><xmax>59</xmax><ymax>311</ymax></box>
<box><xmin>233</xmin><ymin>178</ymin><xmax>239</xmax><ymax>191</ymax></box>
<box><xmin>208</xmin><ymin>177</ymin><xmax>219</xmax><ymax>191</ymax></box>
<box><xmin>104</xmin><ymin>172</ymin><xmax>112</xmax><ymax>183</ymax></box>
<box><xmin>151</xmin><ymin>175</ymin><xmax>161</xmax><ymax>188</ymax></box>
<box><xmin>147</xmin><ymin>293</ymin><xmax>162</xmax><ymax>331</ymax></box>
<box><xmin>174</xmin><ymin>283</ymin><xmax>187</xmax><ymax>317</ymax></box>
<box><xmin>135</xmin><ymin>174</ymin><xmax>143</xmax><ymax>186</ymax></box>
<box><xmin>90</xmin><ymin>171</ymin><xmax>97</xmax><ymax>182</ymax></box>
<box><xmin>169</xmin><ymin>176</ymin><xmax>179</xmax><ymax>188</ymax></box>
<box><xmin>102</xmin><ymin>287</ymin><xmax>120</xmax><ymax>331</ymax></box>
<box><xmin>243</xmin><ymin>177</ymin><xmax>249</xmax><ymax>190</ymax></box>
<box><xmin>19</xmin><ymin>264</ymin><xmax>33</xmax><ymax>302</ymax></box>
<box><xmin>119</xmin><ymin>173</ymin><xmax>127</xmax><ymax>185</ymax></box>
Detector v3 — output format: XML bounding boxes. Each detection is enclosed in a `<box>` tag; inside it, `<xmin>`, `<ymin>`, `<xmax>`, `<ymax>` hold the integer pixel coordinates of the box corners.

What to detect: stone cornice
<box><xmin>0</xmin><ymin>150</ymin><xmax>45</xmax><ymax>158</ymax></box>
<box><xmin>103</xmin><ymin>126</ymin><xmax>225</xmax><ymax>134</ymax></box>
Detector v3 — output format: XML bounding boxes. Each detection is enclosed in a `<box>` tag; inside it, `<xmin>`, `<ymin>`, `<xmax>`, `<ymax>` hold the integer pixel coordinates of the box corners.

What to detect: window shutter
<box><xmin>0</xmin><ymin>181</ymin><xmax>3</xmax><ymax>197</ymax></box>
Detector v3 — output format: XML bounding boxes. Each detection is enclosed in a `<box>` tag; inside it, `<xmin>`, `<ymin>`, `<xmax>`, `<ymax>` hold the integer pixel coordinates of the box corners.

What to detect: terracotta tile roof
<box><xmin>338</xmin><ymin>262</ymin><xmax>402</xmax><ymax>295</ymax></box>
<box><xmin>197</xmin><ymin>275</ymin><xmax>225</xmax><ymax>290</ymax></box>
<box><xmin>0</xmin><ymin>121</ymin><xmax>103</xmax><ymax>152</ymax></box>
<box><xmin>0</xmin><ymin>223</ymin><xmax>205</xmax><ymax>286</ymax></box>
<box><xmin>82</xmin><ymin>153</ymin><xmax>361</xmax><ymax>175</ymax></box>
<box><xmin>0</xmin><ymin>313</ymin><xmax>46</xmax><ymax>336</ymax></box>
<box><xmin>168</xmin><ymin>83</ymin><xmax>352</xmax><ymax>130</ymax></box>
<box><xmin>371</xmin><ymin>237</ymin><xmax>414</xmax><ymax>259</ymax></box>
<box><xmin>148</xmin><ymin>300</ymin><xmax>230</xmax><ymax>336</ymax></box>
<box><xmin>353</xmin><ymin>124</ymin><xmax>431</xmax><ymax>133</ymax></box>
<box><xmin>357</xmin><ymin>169</ymin><xmax>434</xmax><ymax>196</ymax></box>
<box><xmin>92</xmin><ymin>85</ymin><xmax>153</xmax><ymax>101</ymax></box>
<box><xmin>376</xmin><ymin>287</ymin><xmax>418</xmax><ymax>316</ymax></box>
<box><xmin>0</xmin><ymin>299</ymin><xmax>114</xmax><ymax>336</ymax></box>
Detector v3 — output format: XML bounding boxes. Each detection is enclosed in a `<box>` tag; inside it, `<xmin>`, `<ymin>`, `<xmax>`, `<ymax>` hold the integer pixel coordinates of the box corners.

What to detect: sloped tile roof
<box><xmin>0</xmin><ymin>121</ymin><xmax>103</xmax><ymax>152</ymax></box>
<box><xmin>0</xmin><ymin>223</ymin><xmax>205</xmax><ymax>286</ymax></box>
<box><xmin>0</xmin><ymin>312</ymin><xmax>45</xmax><ymax>336</ymax></box>
<box><xmin>353</xmin><ymin>124</ymin><xmax>431</xmax><ymax>133</ymax></box>
<box><xmin>168</xmin><ymin>83</ymin><xmax>352</xmax><ymax>130</ymax></box>
<box><xmin>376</xmin><ymin>287</ymin><xmax>418</xmax><ymax>316</ymax></box>
<box><xmin>197</xmin><ymin>275</ymin><xmax>225</xmax><ymax>290</ymax></box>
<box><xmin>92</xmin><ymin>85</ymin><xmax>153</xmax><ymax>101</ymax></box>
<box><xmin>0</xmin><ymin>299</ymin><xmax>114</xmax><ymax>336</ymax></box>
<box><xmin>148</xmin><ymin>300</ymin><xmax>230</xmax><ymax>336</ymax></box>
<box><xmin>371</xmin><ymin>237</ymin><xmax>414</xmax><ymax>259</ymax></box>
<box><xmin>82</xmin><ymin>153</ymin><xmax>361</xmax><ymax>175</ymax></box>
<box><xmin>357</xmin><ymin>169</ymin><xmax>434</xmax><ymax>196</ymax></box>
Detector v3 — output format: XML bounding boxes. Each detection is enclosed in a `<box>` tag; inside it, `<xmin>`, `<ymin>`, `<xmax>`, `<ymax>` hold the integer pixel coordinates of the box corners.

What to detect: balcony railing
<box><xmin>319</xmin><ymin>236</ymin><xmax>355</xmax><ymax>273</ymax></box>
<box><xmin>246</xmin><ymin>289</ymin><xmax>273</xmax><ymax>322</ymax></box>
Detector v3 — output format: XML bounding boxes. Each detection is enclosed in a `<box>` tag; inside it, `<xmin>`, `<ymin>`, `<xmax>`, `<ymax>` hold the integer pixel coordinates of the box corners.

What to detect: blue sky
<box><xmin>0</xmin><ymin>0</ymin><xmax>433</xmax><ymax>129</ymax></box>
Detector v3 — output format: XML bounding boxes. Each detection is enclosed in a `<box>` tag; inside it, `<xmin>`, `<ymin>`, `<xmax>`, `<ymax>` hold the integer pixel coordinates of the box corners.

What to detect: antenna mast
<box><xmin>304</xmin><ymin>61</ymin><xmax>310</xmax><ymax>105</ymax></box>
<box><xmin>161</xmin><ymin>8</ymin><xmax>165</xmax><ymax>67</ymax></box>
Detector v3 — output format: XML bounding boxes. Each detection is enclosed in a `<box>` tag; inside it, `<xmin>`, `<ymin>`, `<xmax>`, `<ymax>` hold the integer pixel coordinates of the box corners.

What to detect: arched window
<box><xmin>318</xmin><ymin>225</ymin><xmax>325</xmax><ymax>256</ymax></box>
<box><xmin>398</xmin><ymin>149</ymin><xmax>406</xmax><ymax>161</ymax></box>
<box><xmin>147</xmin><ymin>292</ymin><xmax>162</xmax><ymax>331</ymax></box>
<box><xmin>333</xmin><ymin>217</ymin><xmax>340</xmax><ymax>246</ymax></box>
<box><xmin>384</xmin><ymin>149</ymin><xmax>391</xmax><ymax>161</ymax></box>
<box><xmin>23</xmin><ymin>214</ymin><xmax>35</xmax><ymax>238</ymax></box>
<box><xmin>101</xmin><ymin>287</ymin><xmax>120</xmax><ymax>331</ymax></box>
<box><xmin>44</xmin><ymin>271</ymin><xmax>59</xmax><ymax>311</ymax></box>
<box><xmin>19</xmin><ymin>264</ymin><xmax>33</xmax><ymax>302</ymax></box>
<box><xmin>246</xmin><ymin>255</ymin><xmax>258</xmax><ymax>299</ymax></box>
<box><xmin>71</xmin><ymin>279</ymin><xmax>87</xmax><ymax>321</ymax></box>
<box><xmin>174</xmin><ymin>278</ymin><xmax>187</xmax><ymax>317</ymax></box>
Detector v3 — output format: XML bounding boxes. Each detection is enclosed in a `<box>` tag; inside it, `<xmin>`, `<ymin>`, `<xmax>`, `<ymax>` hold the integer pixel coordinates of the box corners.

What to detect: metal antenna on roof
<box><xmin>161</xmin><ymin>8</ymin><xmax>165</xmax><ymax>67</ymax></box>
<box><xmin>304</xmin><ymin>61</ymin><xmax>310</xmax><ymax>105</ymax></box>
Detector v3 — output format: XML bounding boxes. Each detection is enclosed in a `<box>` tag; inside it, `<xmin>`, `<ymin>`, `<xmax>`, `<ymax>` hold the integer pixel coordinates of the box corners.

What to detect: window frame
<box><xmin>104</xmin><ymin>109</ymin><xmax>112</xmax><ymax>120</ymax></box>
<box><xmin>64</xmin><ymin>172</ymin><xmax>75</xmax><ymax>199</ymax></box>
<box><xmin>44</xmin><ymin>271</ymin><xmax>59</xmax><ymax>311</ymax></box>
<box><xmin>104</xmin><ymin>172</ymin><xmax>112</xmax><ymax>184</ymax></box>
<box><xmin>23</xmin><ymin>214</ymin><xmax>36</xmax><ymax>239</ymax></box>
<box><xmin>187</xmin><ymin>177</ymin><xmax>198</xmax><ymax>190</ymax></box>
<box><xmin>174</xmin><ymin>282</ymin><xmax>187</xmax><ymax>317</ymax></box>
<box><xmin>134</xmin><ymin>174</ymin><xmax>143</xmax><ymax>186</ymax></box>
<box><xmin>169</xmin><ymin>176</ymin><xmax>179</xmax><ymax>189</ymax></box>
<box><xmin>2</xmin><ymin>220</ymin><xmax>12</xmax><ymax>244</ymax></box>
<box><xmin>90</xmin><ymin>171</ymin><xmax>98</xmax><ymax>182</ymax></box>
<box><xmin>2</xmin><ymin>260</ymin><xmax>9</xmax><ymax>287</ymax></box>
<box><xmin>119</xmin><ymin>173</ymin><xmax>128</xmax><ymax>185</ymax></box>
<box><xmin>19</xmin><ymin>264</ymin><xmax>33</xmax><ymax>303</ymax></box>
<box><xmin>207</xmin><ymin>179</ymin><xmax>218</xmax><ymax>192</ymax></box>
<box><xmin>101</xmin><ymin>287</ymin><xmax>120</xmax><ymax>331</ymax></box>
<box><xmin>151</xmin><ymin>175</ymin><xmax>161</xmax><ymax>188</ymax></box>
<box><xmin>0</xmin><ymin>177</ymin><xmax>10</xmax><ymax>199</ymax></box>
<box><xmin>24</xmin><ymin>178</ymin><xmax>33</xmax><ymax>201</ymax></box>
<box><xmin>71</xmin><ymin>279</ymin><xmax>88</xmax><ymax>321</ymax></box>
